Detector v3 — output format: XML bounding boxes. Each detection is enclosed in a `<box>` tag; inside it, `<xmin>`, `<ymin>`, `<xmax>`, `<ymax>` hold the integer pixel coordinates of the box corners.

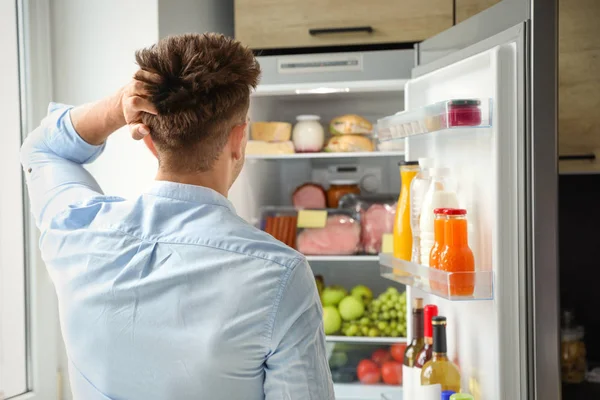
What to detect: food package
<box><xmin>296</xmin><ymin>210</ymin><xmax>361</xmax><ymax>255</ymax></box>
<box><xmin>292</xmin><ymin>183</ymin><xmax>327</xmax><ymax>209</ymax></box>
<box><xmin>260</xmin><ymin>207</ymin><xmax>298</xmax><ymax>248</ymax></box>
<box><xmin>324</xmin><ymin>135</ymin><xmax>374</xmax><ymax>153</ymax></box>
<box><xmin>251</xmin><ymin>122</ymin><xmax>292</xmax><ymax>142</ymax></box>
<box><xmin>338</xmin><ymin>194</ymin><xmax>397</xmax><ymax>254</ymax></box>
<box><xmin>246</xmin><ymin>140</ymin><xmax>295</xmax><ymax>155</ymax></box>
<box><xmin>330</xmin><ymin>114</ymin><xmax>373</xmax><ymax>135</ymax></box>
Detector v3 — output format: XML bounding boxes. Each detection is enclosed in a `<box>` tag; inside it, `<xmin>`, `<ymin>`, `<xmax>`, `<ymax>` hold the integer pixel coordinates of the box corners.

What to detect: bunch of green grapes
<box><xmin>341</xmin><ymin>287</ymin><xmax>407</xmax><ymax>338</ymax></box>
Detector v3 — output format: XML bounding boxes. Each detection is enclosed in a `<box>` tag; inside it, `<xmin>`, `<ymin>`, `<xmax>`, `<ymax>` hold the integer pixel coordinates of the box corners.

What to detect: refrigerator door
<box><xmin>404</xmin><ymin>1</ymin><xmax>559</xmax><ymax>398</ymax></box>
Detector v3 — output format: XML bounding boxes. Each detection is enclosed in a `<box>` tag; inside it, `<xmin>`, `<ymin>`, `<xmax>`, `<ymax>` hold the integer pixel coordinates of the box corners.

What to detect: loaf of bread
<box><xmin>329</xmin><ymin>114</ymin><xmax>373</xmax><ymax>135</ymax></box>
<box><xmin>324</xmin><ymin>135</ymin><xmax>374</xmax><ymax>152</ymax></box>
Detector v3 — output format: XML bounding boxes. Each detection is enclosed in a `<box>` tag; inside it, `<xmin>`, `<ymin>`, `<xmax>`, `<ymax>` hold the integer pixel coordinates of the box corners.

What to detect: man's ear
<box><xmin>230</xmin><ymin>123</ymin><xmax>247</xmax><ymax>161</ymax></box>
<box><xmin>143</xmin><ymin>135</ymin><xmax>159</xmax><ymax>159</ymax></box>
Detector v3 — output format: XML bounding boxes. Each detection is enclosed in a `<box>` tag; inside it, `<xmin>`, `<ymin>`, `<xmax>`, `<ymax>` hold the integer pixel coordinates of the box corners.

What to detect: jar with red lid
<box><xmin>446</xmin><ymin>99</ymin><xmax>482</xmax><ymax>127</ymax></box>
<box><xmin>327</xmin><ymin>180</ymin><xmax>360</xmax><ymax>208</ymax></box>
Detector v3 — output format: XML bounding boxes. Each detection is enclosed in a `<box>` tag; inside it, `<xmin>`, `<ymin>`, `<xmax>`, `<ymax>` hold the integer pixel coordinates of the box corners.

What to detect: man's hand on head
<box><xmin>119</xmin><ymin>70</ymin><xmax>160</xmax><ymax>141</ymax></box>
<box><xmin>70</xmin><ymin>70</ymin><xmax>159</xmax><ymax>146</ymax></box>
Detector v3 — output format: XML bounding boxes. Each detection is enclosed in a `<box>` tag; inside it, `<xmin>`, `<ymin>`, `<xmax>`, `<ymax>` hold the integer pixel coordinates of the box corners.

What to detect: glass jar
<box><xmin>292</xmin><ymin>115</ymin><xmax>325</xmax><ymax>152</ymax></box>
<box><xmin>327</xmin><ymin>180</ymin><xmax>360</xmax><ymax>208</ymax></box>
<box><xmin>446</xmin><ymin>99</ymin><xmax>482</xmax><ymax>127</ymax></box>
<box><xmin>438</xmin><ymin>209</ymin><xmax>475</xmax><ymax>297</ymax></box>
<box><xmin>561</xmin><ymin>310</ymin><xmax>587</xmax><ymax>384</ymax></box>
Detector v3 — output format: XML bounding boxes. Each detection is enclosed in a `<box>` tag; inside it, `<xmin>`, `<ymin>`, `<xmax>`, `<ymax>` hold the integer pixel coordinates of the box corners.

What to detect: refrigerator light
<box><xmin>295</xmin><ymin>87</ymin><xmax>350</xmax><ymax>94</ymax></box>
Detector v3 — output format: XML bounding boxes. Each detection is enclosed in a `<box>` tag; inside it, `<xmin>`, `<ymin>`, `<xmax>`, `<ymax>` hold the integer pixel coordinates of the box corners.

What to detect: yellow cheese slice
<box><xmin>381</xmin><ymin>233</ymin><xmax>394</xmax><ymax>254</ymax></box>
<box><xmin>297</xmin><ymin>210</ymin><xmax>328</xmax><ymax>229</ymax></box>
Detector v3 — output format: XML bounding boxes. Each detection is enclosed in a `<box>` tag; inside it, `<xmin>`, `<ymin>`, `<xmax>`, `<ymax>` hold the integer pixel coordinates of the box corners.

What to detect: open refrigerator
<box><xmin>229</xmin><ymin>1</ymin><xmax>560</xmax><ymax>399</ymax></box>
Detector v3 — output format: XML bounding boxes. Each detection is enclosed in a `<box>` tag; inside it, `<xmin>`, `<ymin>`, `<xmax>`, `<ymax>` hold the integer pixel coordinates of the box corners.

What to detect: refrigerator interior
<box><xmin>229</xmin><ymin>87</ymin><xmax>409</xmax><ymax>399</ymax></box>
<box><xmin>399</xmin><ymin>38</ymin><xmax>521</xmax><ymax>399</ymax></box>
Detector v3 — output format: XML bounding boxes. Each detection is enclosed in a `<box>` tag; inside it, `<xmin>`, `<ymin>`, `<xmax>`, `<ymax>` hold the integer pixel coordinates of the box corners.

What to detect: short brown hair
<box><xmin>135</xmin><ymin>33</ymin><xmax>261</xmax><ymax>172</ymax></box>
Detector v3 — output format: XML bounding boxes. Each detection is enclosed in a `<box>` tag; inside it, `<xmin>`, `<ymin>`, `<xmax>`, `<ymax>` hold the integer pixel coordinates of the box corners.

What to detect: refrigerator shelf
<box><xmin>247</xmin><ymin>150</ymin><xmax>404</xmax><ymax>161</ymax></box>
<box><xmin>377</xmin><ymin>98</ymin><xmax>492</xmax><ymax>142</ymax></box>
<box><xmin>307</xmin><ymin>255</ymin><xmax>379</xmax><ymax>262</ymax></box>
<box><xmin>334</xmin><ymin>382</ymin><xmax>403</xmax><ymax>400</ymax></box>
<box><xmin>326</xmin><ymin>335</ymin><xmax>407</xmax><ymax>345</ymax></box>
<box><xmin>379</xmin><ymin>254</ymin><xmax>493</xmax><ymax>301</ymax></box>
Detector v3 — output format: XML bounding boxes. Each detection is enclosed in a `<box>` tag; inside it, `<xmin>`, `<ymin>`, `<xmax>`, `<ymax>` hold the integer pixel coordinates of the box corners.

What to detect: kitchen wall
<box><xmin>559</xmin><ymin>174</ymin><xmax>600</xmax><ymax>364</ymax></box>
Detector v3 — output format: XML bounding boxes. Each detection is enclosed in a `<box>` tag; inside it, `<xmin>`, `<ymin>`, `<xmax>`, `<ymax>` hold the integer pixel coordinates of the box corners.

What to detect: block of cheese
<box><xmin>246</xmin><ymin>140</ymin><xmax>295</xmax><ymax>155</ymax></box>
<box><xmin>251</xmin><ymin>122</ymin><xmax>292</xmax><ymax>142</ymax></box>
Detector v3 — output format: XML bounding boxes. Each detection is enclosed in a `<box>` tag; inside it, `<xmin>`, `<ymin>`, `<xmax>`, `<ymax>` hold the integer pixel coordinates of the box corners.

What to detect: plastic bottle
<box><xmin>410</xmin><ymin>157</ymin><xmax>434</xmax><ymax>264</ymax></box>
<box><xmin>419</xmin><ymin>168</ymin><xmax>459</xmax><ymax>266</ymax></box>
<box><xmin>393</xmin><ymin>161</ymin><xmax>420</xmax><ymax>261</ymax></box>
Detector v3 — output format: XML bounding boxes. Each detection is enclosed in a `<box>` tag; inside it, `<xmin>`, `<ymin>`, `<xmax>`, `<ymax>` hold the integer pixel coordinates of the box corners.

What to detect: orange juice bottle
<box><xmin>393</xmin><ymin>161</ymin><xmax>419</xmax><ymax>261</ymax></box>
<box><xmin>439</xmin><ymin>209</ymin><xmax>475</xmax><ymax>296</ymax></box>
<box><xmin>429</xmin><ymin>209</ymin><xmax>447</xmax><ymax>293</ymax></box>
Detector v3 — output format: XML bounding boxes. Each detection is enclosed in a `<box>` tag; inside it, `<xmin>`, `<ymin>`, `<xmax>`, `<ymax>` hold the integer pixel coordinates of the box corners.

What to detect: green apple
<box><xmin>314</xmin><ymin>275</ymin><xmax>324</xmax><ymax>297</ymax></box>
<box><xmin>321</xmin><ymin>287</ymin><xmax>347</xmax><ymax>307</ymax></box>
<box><xmin>350</xmin><ymin>285</ymin><xmax>373</xmax><ymax>303</ymax></box>
<box><xmin>323</xmin><ymin>306</ymin><xmax>342</xmax><ymax>334</ymax></box>
<box><xmin>338</xmin><ymin>296</ymin><xmax>365</xmax><ymax>321</ymax></box>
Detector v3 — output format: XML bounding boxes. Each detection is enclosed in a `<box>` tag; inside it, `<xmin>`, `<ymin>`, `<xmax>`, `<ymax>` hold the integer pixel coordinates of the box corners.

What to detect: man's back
<box><xmin>42</xmin><ymin>180</ymin><xmax>330</xmax><ymax>400</ymax></box>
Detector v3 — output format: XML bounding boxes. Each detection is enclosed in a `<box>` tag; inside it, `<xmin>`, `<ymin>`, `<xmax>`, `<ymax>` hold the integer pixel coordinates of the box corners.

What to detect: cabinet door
<box><xmin>558</xmin><ymin>0</ymin><xmax>600</xmax><ymax>173</ymax></box>
<box><xmin>234</xmin><ymin>0</ymin><xmax>452</xmax><ymax>49</ymax></box>
<box><xmin>454</xmin><ymin>0</ymin><xmax>501</xmax><ymax>23</ymax></box>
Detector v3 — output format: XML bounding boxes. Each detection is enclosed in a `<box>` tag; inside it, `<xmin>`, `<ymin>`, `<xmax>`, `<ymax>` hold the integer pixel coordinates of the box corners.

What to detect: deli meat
<box><xmin>297</xmin><ymin>215</ymin><xmax>360</xmax><ymax>255</ymax></box>
<box><xmin>361</xmin><ymin>203</ymin><xmax>396</xmax><ymax>254</ymax></box>
<box><xmin>292</xmin><ymin>183</ymin><xmax>327</xmax><ymax>209</ymax></box>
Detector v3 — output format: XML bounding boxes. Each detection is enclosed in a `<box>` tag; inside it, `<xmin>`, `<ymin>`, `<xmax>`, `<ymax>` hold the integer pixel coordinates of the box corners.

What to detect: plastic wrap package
<box><xmin>260</xmin><ymin>207</ymin><xmax>298</xmax><ymax>248</ymax></box>
<box><xmin>296</xmin><ymin>209</ymin><xmax>361</xmax><ymax>255</ymax></box>
<box><xmin>292</xmin><ymin>183</ymin><xmax>327</xmax><ymax>208</ymax></box>
<box><xmin>339</xmin><ymin>194</ymin><xmax>397</xmax><ymax>254</ymax></box>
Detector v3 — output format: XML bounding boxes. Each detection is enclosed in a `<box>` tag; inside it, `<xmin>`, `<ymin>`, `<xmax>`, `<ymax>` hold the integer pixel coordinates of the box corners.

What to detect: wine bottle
<box><xmin>420</xmin><ymin>316</ymin><xmax>461</xmax><ymax>393</ymax></box>
<box><xmin>402</xmin><ymin>297</ymin><xmax>424</xmax><ymax>400</ymax></box>
<box><xmin>415</xmin><ymin>304</ymin><xmax>439</xmax><ymax>372</ymax></box>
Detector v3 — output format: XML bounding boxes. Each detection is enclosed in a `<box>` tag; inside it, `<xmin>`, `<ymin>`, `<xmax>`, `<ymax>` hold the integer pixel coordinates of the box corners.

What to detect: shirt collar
<box><xmin>146</xmin><ymin>180</ymin><xmax>236</xmax><ymax>213</ymax></box>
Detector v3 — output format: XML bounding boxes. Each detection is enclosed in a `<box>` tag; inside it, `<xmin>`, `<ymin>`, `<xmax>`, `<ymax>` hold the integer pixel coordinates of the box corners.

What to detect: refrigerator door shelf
<box><xmin>379</xmin><ymin>254</ymin><xmax>493</xmax><ymax>301</ymax></box>
<box><xmin>378</xmin><ymin>98</ymin><xmax>492</xmax><ymax>142</ymax></box>
<box><xmin>334</xmin><ymin>383</ymin><xmax>403</xmax><ymax>400</ymax></box>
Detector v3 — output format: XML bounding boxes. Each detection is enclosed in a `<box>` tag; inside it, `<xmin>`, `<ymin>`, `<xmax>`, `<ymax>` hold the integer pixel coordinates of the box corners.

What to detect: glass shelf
<box><xmin>379</xmin><ymin>254</ymin><xmax>493</xmax><ymax>301</ymax></box>
<box><xmin>377</xmin><ymin>98</ymin><xmax>492</xmax><ymax>142</ymax></box>
<box><xmin>326</xmin><ymin>335</ymin><xmax>407</xmax><ymax>345</ymax></box>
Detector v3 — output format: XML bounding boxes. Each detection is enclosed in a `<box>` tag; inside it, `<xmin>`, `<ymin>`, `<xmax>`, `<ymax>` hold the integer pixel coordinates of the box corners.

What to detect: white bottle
<box><xmin>292</xmin><ymin>115</ymin><xmax>325</xmax><ymax>152</ymax></box>
<box><xmin>419</xmin><ymin>167</ymin><xmax>459</xmax><ymax>266</ymax></box>
<box><xmin>410</xmin><ymin>157</ymin><xmax>434</xmax><ymax>264</ymax></box>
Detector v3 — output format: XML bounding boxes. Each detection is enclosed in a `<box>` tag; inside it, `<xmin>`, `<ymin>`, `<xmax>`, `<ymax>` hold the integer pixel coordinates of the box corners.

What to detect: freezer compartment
<box><xmin>379</xmin><ymin>254</ymin><xmax>493</xmax><ymax>301</ymax></box>
<box><xmin>377</xmin><ymin>98</ymin><xmax>492</xmax><ymax>141</ymax></box>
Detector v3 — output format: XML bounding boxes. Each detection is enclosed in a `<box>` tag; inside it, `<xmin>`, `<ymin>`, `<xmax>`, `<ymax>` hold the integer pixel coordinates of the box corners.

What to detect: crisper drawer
<box><xmin>234</xmin><ymin>0</ymin><xmax>453</xmax><ymax>50</ymax></box>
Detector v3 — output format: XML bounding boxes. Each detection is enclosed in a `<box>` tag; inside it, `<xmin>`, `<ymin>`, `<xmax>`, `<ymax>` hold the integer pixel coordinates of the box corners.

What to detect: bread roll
<box><xmin>330</xmin><ymin>114</ymin><xmax>373</xmax><ymax>135</ymax></box>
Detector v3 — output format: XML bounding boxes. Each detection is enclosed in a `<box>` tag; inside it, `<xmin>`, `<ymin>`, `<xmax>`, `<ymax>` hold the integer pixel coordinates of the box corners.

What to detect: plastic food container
<box><xmin>296</xmin><ymin>209</ymin><xmax>361</xmax><ymax>255</ymax></box>
<box><xmin>327</xmin><ymin>180</ymin><xmax>361</xmax><ymax>208</ymax></box>
<box><xmin>259</xmin><ymin>207</ymin><xmax>298</xmax><ymax>249</ymax></box>
<box><xmin>338</xmin><ymin>194</ymin><xmax>397</xmax><ymax>255</ymax></box>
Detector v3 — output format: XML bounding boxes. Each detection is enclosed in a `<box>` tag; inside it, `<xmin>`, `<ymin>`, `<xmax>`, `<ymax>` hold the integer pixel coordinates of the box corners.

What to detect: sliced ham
<box><xmin>292</xmin><ymin>183</ymin><xmax>327</xmax><ymax>209</ymax></box>
<box><xmin>296</xmin><ymin>214</ymin><xmax>360</xmax><ymax>255</ymax></box>
<box><xmin>361</xmin><ymin>203</ymin><xmax>396</xmax><ymax>254</ymax></box>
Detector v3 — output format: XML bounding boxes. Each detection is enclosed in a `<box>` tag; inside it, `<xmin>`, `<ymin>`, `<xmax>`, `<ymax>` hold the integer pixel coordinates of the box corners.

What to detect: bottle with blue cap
<box><xmin>442</xmin><ymin>390</ymin><xmax>456</xmax><ymax>400</ymax></box>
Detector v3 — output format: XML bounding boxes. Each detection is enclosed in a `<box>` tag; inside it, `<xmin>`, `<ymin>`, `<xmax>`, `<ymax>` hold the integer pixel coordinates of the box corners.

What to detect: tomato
<box><xmin>381</xmin><ymin>361</ymin><xmax>403</xmax><ymax>385</ymax></box>
<box><xmin>357</xmin><ymin>359</ymin><xmax>381</xmax><ymax>384</ymax></box>
<box><xmin>371</xmin><ymin>349</ymin><xmax>392</xmax><ymax>365</ymax></box>
<box><xmin>390</xmin><ymin>343</ymin><xmax>407</xmax><ymax>363</ymax></box>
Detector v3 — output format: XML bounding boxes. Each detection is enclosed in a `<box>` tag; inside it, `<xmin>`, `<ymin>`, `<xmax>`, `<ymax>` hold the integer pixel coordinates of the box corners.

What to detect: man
<box><xmin>21</xmin><ymin>33</ymin><xmax>334</xmax><ymax>400</ymax></box>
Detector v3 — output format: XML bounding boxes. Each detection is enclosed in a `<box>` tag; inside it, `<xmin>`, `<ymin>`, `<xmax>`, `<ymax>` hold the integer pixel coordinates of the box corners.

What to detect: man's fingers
<box><xmin>129</xmin><ymin>123</ymin><xmax>150</xmax><ymax>141</ymax></box>
<box><xmin>134</xmin><ymin>69</ymin><xmax>162</xmax><ymax>85</ymax></box>
<box><xmin>126</xmin><ymin>95</ymin><xmax>158</xmax><ymax>115</ymax></box>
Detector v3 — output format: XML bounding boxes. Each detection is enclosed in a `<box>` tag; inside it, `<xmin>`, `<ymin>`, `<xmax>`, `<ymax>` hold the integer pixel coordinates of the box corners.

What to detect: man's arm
<box><xmin>21</xmin><ymin>74</ymin><xmax>156</xmax><ymax>231</ymax></box>
<box><xmin>264</xmin><ymin>259</ymin><xmax>335</xmax><ymax>400</ymax></box>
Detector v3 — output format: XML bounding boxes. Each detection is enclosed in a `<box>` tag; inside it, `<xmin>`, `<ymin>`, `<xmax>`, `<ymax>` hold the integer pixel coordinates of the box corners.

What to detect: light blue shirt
<box><xmin>21</xmin><ymin>103</ymin><xmax>334</xmax><ymax>400</ymax></box>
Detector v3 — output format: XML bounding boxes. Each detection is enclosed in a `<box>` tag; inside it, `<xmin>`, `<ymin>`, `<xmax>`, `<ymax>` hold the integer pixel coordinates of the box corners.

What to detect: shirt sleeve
<box><xmin>20</xmin><ymin>102</ymin><xmax>106</xmax><ymax>232</ymax></box>
<box><xmin>264</xmin><ymin>258</ymin><xmax>335</xmax><ymax>400</ymax></box>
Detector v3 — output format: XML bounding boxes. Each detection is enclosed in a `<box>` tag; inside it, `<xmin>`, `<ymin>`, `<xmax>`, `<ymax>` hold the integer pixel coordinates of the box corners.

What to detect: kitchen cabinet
<box><xmin>558</xmin><ymin>0</ymin><xmax>600</xmax><ymax>173</ymax></box>
<box><xmin>234</xmin><ymin>0</ymin><xmax>453</xmax><ymax>50</ymax></box>
<box><xmin>454</xmin><ymin>0</ymin><xmax>501</xmax><ymax>23</ymax></box>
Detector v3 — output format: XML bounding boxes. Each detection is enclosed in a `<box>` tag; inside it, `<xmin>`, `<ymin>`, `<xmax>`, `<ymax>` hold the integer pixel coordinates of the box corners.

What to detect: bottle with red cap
<box><xmin>414</xmin><ymin>304</ymin><xmax>439</xmax><ymax>374</ymax></box>
<box><xmin>439</xmin><ymin>208</ymin><xmax>475</xmax><ymax>296</ymax></box>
